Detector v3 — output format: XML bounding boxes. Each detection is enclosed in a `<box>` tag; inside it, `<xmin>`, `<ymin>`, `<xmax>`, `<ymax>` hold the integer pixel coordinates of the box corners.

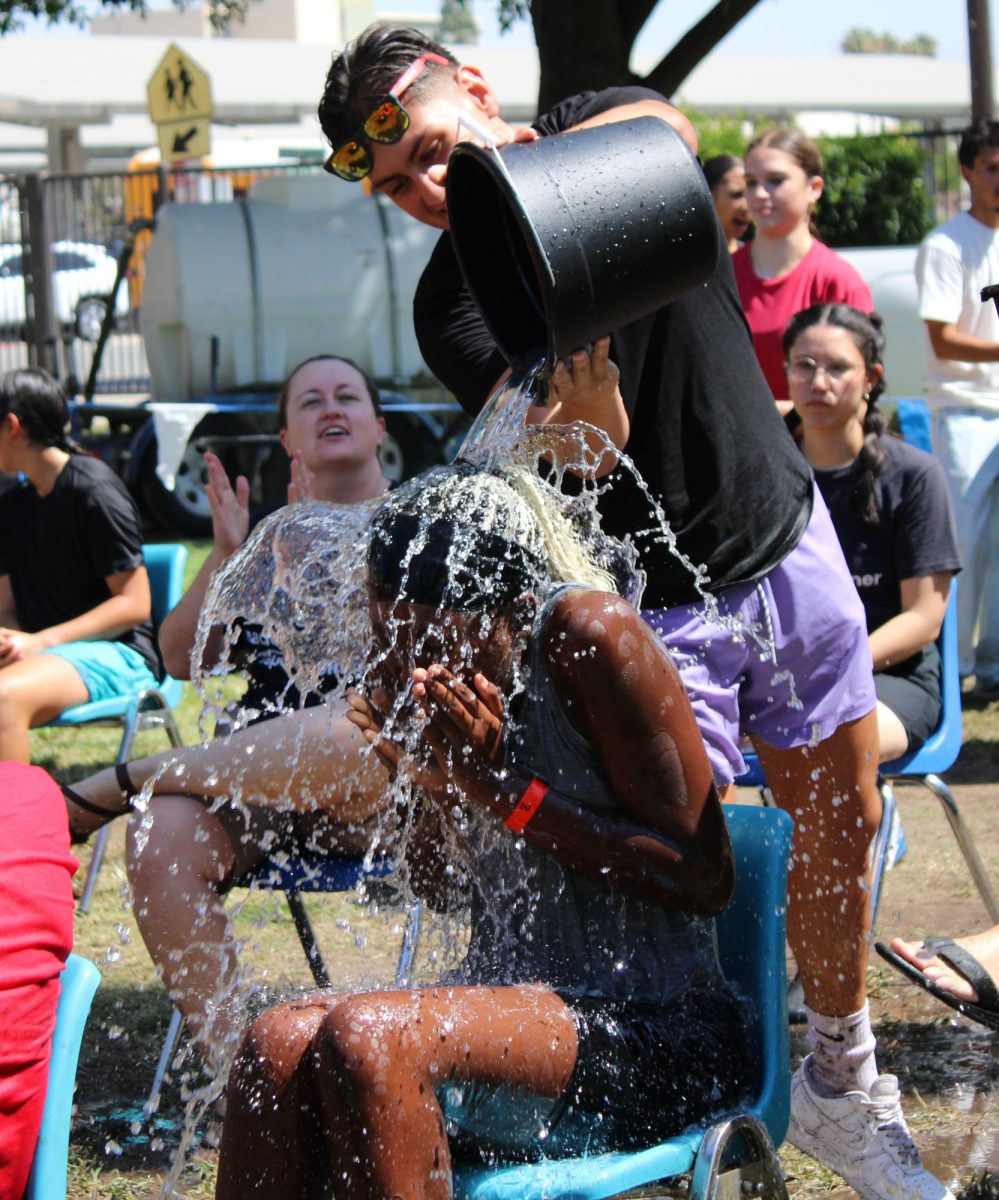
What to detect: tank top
<box><xmin>452</xmin><ymin>586</ymin><xmax>722</xmax><ymax>1004</ymax></box>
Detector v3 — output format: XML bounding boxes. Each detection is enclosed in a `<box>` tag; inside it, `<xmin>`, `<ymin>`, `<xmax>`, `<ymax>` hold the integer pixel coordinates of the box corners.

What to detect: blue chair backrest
<box><xmin>881</xmin><ymin>581</ymin><xmax>961</xmax><ymax>777</ymax></box>
<box><xmin>895</xmin><ymin>397</ymin><xmax>933</xmax><ymax>454</ymax></box>
<box><xmin>143</xmin><ymin>542</ymin><xmax>188</xmax><ymax>634</ymax></box>
<box><xmin>45</xmin><ymin>542</ymin><xmax>187</xmax><ymax>724</ymax></box>
<box><xmin>25</xmin><ymin>953</ymin><xmax>101</xmax><ymax>1200</ymax></box>
<box><xmin>715</xmin><ymin>804</ymin><xmax>792</xmax><ymax>1142</ymax></box>
<box><xmin>454</xmin><ymin>804</ymin><xmax>793</xmax><ymax>1200</ymax></box>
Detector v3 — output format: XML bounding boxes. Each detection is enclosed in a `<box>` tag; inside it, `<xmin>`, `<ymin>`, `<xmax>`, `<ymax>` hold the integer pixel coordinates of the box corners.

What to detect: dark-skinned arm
<box><xmin>414</xmin><ymin>592</ymin><xmax>734</xmax><ymax>916</ymax></box>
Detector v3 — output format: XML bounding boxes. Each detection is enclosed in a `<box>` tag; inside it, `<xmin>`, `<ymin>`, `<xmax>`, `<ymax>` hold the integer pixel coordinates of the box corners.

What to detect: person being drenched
<box><xmin>212</xmin><ymin>463</ymin><xmax>752</xmax><ymax>1200</ymax></box>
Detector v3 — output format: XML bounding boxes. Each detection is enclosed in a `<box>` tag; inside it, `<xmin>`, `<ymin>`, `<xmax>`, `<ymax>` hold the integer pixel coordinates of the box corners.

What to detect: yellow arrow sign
<box><xmin>147</xmin><ymin>43</ymin><xmax>213</xmax><ymax>126</ymax></box>
<box><xmin>157</xmin><ymin>116</ymin><xmax>212</xmax><ymax>163</ymax></box>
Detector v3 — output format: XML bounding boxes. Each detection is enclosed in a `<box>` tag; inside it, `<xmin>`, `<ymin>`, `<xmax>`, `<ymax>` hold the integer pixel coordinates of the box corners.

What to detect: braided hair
<box><xmin>782</xmin><ymin>303</ymin><xmax>887</xmax><ymax>524</ymax></box>
<box><xmin>0</xmin><ymin>368</ymin><xmax>82</xmax><ymax>453</ymax></box>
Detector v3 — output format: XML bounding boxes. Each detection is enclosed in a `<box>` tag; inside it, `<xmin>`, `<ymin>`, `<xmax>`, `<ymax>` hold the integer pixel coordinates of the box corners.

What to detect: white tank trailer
<box><xmin>108</xmin><ymin>175</ymin><xmax>463</xmax><ymax>535</ymax></box>
<box><xmin>141</xmin><ymin>174</ymin><xmax>441</xmax><ymax>401</ymax></box>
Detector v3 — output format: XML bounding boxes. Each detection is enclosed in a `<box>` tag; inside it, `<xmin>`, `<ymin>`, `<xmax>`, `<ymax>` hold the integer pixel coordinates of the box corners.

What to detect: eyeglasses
<box><xmin>324</xmin><ymin>52</ymin><xmax>451</xmax><ymax>182</ymax></box>
<box><xmin>787</xmin><ymin>357</ymin><xmax>861</xmax><ymax>384</ymax></box>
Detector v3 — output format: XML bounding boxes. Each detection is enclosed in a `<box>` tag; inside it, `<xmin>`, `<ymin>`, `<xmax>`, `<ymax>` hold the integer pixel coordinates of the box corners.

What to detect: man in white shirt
<box><xmin>916</xmin><ymin>119</ymin><xmax>999</xmax><ymax>698</ymax></box>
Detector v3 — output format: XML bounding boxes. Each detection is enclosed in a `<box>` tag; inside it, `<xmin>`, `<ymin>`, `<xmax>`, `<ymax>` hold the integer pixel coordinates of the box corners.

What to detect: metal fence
<box><xmin>0</xmin><ymin>161</ymin><xmax>323</xmax><ymax>396</ymax></box>
<box><xmin>0</xmin><ymin>130</ymin><xmax>975</xmax><ymax>400</ymax></box>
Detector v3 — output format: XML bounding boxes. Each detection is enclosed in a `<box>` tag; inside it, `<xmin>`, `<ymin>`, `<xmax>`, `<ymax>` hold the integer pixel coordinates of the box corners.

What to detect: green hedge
<box><xmin>815</xmin><ymin>135</ymin><xmax>934</xmax><ymax>247</ymax></box>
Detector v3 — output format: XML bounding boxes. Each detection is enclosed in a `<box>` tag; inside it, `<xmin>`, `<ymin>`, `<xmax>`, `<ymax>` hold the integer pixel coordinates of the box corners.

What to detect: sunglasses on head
<box><xmin>324</xmin><ymin>51</ymin><xmax>451</xmax><ymax>182</ymax></box>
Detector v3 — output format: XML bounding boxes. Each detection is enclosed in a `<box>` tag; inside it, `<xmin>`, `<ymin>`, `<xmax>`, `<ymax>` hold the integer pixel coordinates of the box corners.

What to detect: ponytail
<box><xmin>0</xmin><ymin>368</ymin><xmax>82</xmax><ymax>453</ymax></box>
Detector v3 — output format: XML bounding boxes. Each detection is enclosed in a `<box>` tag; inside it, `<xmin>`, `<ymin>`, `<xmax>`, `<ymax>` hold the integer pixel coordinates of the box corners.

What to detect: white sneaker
<box><xmin>788</xmin><ymin>1057</ymin><xmax>954</xmax><ymax>1200</ymax></box>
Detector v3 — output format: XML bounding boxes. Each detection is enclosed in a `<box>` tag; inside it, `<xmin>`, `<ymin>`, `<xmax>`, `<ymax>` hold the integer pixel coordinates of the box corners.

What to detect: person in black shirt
<box><xmin>0</xmin><ymin>368</ymin><xmax>159</xmax><ymax>763</ymax></box>
<box><xmin>315</xmin><ymin>28</ymin><xmax>953</xmax><ymax>1200</ymax></box>
<box><xmin>786</xmin><ymin>304</ymin><xmax>961</xmax><ymax>760</ymax></box>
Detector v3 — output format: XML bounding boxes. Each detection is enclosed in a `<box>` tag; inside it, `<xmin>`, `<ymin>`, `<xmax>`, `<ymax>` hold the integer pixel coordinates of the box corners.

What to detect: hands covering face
<box><xmin>346</xmin><ymin>663</ymin><xmax>506</xmax><ymax>809</ymax></box>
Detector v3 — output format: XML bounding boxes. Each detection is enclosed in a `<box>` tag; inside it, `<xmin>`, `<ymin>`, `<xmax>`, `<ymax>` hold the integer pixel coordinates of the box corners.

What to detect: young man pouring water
<box><xmin>316</xmin><ymin>27</ymin><xmax>952</xmax><ymax>1200</ymax></box>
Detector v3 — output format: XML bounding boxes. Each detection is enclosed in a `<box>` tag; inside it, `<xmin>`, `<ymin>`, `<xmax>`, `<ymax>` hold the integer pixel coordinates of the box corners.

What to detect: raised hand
<box><xmin>287</xmin><ymin>449</ymin><xmax>317</xmax><ymax>505</ymax></box>
<box><xmin>204</xmin><ymin>452</ymin><xmax>250</xmax><ymax>556</ymax></box>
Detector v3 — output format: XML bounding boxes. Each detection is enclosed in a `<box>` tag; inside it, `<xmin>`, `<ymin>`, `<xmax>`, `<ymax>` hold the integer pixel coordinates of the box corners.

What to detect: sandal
<box><xmin>875</xmin><ymin>938</ymin><xmax>999</xmax><ymax>1033</ymax></box>
<box><xmin>64</xmin><ymin>763</ymin><xmax>142</xmax><ymax>844</ymax></box>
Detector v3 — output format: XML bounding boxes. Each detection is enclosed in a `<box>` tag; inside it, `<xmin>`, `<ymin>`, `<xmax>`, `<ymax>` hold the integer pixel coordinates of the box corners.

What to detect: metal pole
<box><xmin>969</xmin><ymin>0</ymin><xmax>995</xmax><ymax>121</ymax></box>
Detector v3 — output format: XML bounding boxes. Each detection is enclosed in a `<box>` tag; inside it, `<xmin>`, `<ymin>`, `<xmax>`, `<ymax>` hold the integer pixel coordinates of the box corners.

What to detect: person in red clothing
<box><xmin>734</xmin><ymin>128</ymin><xmax>872</xmax><ymax>416</ymax></box>
<box><xmin>0</xmin><ymin>761</ymin><xmax>77</xmax><ymax>1200</ymax></box>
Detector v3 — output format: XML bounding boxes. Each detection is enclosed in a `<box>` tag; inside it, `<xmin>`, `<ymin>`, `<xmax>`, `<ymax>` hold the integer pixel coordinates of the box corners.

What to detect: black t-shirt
<box><xmin>414</xmin><ymin>87</ymin><xmax>814</xmax><ymax>608</ymax></box>
<box><xmin>0</xmin><ymin>456</ymin><xmax>160</xmax><ymax>676</ymax></box>
<box><xmin>814</xmin><ymin>435</ymin><xmax>961</xmax><ymax>675</ymax></box>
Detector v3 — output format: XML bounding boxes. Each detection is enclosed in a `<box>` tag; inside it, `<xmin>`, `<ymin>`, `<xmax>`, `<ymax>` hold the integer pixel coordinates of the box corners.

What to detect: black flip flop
<box><xmin>875</xmin><ymin>937</ymin><xmax>999</xmax><ymax>1032</ymax></box>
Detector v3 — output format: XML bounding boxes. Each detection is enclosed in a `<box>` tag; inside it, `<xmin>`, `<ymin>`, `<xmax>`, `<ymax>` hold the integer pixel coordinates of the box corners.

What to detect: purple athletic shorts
<box><xmin>643</xmin><ymin>485</ymin><xmax>876</xmax><ymax>786</ymax></box>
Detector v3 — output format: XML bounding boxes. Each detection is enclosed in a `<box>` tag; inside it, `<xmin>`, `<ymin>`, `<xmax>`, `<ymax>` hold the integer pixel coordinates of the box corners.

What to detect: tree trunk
<box><xmin>529</xmin><ymin>0</ymin><xmax>761</xmax><ymax>112</ymax></box>
<box><xmin>532</xmin><ymin>0</ymin><xmax>648</xmax><ymax>111</ymax></box>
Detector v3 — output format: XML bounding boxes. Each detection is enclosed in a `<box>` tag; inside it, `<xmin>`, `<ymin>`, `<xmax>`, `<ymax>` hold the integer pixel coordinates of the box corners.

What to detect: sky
<box><xmin>390</xmin><ymin>0</ymin><xmax>994</xmax><ymax>64</ymax></box>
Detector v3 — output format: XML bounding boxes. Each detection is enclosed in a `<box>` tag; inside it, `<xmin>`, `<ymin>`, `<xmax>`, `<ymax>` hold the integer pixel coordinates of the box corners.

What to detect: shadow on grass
<box><xmin>73</xmin><ymin>984</ymin><xmax>212</xmax><ymax>1173</ymax></box>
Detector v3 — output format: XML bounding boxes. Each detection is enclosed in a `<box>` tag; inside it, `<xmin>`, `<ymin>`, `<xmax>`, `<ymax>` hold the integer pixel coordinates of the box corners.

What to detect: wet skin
<box><xmin>215</xmin><ymin>587</ymin><xmax>733</xmax><ymax>1200</ymax></box>
<box><xmin>350</xmin><ymin>589</ymin><xmax>735</xmax><ymax>915</ymax></box>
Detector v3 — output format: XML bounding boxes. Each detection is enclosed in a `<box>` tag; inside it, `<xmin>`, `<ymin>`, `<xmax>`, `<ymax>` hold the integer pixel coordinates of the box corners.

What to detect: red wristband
<box><xmin>504</xmin><ymin>778</ymin><xmax>549</xmax><ymax>834</ymax></box>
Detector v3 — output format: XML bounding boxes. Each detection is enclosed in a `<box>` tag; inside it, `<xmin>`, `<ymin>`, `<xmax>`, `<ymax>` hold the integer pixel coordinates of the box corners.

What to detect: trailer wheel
<box><xmin>380</xmin><ymin>411</ymin><xmax>447</xmax><ymax>482</ymax></box>
<box><xmin>139</xmin><ymin>415</ymin><xmax>251</xmax><ymax>537</ymax></box>
<box><xmin>75</xmin><ymin>295</ymin><xmax>109</xmax><ymax>342</ymax></box>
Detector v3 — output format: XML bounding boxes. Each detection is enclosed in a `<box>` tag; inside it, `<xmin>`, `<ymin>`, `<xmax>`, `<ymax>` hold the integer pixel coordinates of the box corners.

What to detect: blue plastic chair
<box><xmin>736</xmin><ymin>586</ymin><xmax>998</xmax><ymax>927</ymax></box>
<box><xmin>453</xmin><ymin>804</ymin><xmax>793</xmax><ymax>1200</ymax></box>
<box><xmin>146</xmin><ymin>852</ymin><xmax>423</xmax><ymax>1113</ymax></box>
<box><xmin>873</xmin><ymin>584</ymin><xmax>999</xmax><ymax>923</ymax></box>
<box><xmin>894</xmin><ymin>397</ymin><xmax>934</xmax><ymax>454</ymax></box>
<box><xmin>25</xmin><ymin>953</ymin><xmax>101</xmax><ymax>1200</ymax></box>
<box><xmin>51</xmin><ymin>543</ymin><xmax>188</xmax><ymax>913</ymax></box>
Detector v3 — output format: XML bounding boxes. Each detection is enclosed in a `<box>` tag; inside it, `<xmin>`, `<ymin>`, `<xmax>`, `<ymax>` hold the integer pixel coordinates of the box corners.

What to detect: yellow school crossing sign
<box><xmin>147</xmin><ymin>43</ymin><xmax>213</xmax><ymax>162</ymax></box>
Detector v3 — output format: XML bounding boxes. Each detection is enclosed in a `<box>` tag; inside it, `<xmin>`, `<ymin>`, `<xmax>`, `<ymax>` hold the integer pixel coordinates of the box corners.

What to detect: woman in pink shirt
<box><xmin>734</xmin><ymin>128</ymin><xmax>873</xmax><ymax>416</ymax></box>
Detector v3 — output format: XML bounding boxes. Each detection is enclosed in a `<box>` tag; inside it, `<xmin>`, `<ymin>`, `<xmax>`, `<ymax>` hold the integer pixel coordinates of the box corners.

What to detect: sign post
<box><xmin>147</xmin><ymin>43</ymin><xmax>214</xmax><ymax>163</ymax></box>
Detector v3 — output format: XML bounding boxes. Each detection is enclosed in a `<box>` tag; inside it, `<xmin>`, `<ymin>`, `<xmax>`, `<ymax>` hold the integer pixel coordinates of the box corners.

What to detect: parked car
<box><xmin>0</xmin><ymin>239</ymin><xmax>129</xmax><ymax>340</ymax></box>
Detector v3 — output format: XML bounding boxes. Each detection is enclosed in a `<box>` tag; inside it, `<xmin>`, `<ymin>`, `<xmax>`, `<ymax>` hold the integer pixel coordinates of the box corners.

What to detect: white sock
<box><xmin>805</xmin><ymin>1002</ymin><xmax>879</xmax><ymax>1097</ymax></box>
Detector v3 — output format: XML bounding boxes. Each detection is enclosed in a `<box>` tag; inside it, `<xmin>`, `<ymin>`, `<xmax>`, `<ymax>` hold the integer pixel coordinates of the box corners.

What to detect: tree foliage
<box><xmin>438</xmin><ymin>0</ymin><xmax>479</xmax><ymax>44</ymax></box>
<box><xmin>0</xmin><ymin>0</ymin><xmax>248</xmax><ymax>36</ymax></box>
<box><xmin>841</xmin><ymin>28</ymin><xmax>938</xmax><ymax>57</ymax></box>
<box><xmin>2</xmin><ymin>0</ymin><xmax>765</xmax><ymax>109</ymax></box>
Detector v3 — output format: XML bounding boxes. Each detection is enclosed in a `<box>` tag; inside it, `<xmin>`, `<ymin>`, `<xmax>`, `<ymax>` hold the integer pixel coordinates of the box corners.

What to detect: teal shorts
<box><xmin>42</xmin><ymin>641</ymin><xmax>158</xmax><ymax>705</ymax></box>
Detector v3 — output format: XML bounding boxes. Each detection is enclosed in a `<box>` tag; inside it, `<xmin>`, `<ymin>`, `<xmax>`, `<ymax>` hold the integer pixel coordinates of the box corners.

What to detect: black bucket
<box><xmin>446</xmin><ymin>116</ymin><xmax>720</xmax><ymax>373</ymax></box>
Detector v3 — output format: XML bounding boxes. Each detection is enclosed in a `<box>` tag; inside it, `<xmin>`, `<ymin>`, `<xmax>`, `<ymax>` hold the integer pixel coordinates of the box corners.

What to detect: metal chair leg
<box><xmin>394</xmin><ymin>903</ymin><xmax>423</xmax><ymax>987</ymax></box>
<box><xmin>285</xmin><ymin>891</ymin><xmax>332</xmax><ymax>988</ymax></box>
<box><xmin>690</xmin><ymin>1112</ymin><xmax>789</xmax><ymax>1200</ymax></box>
<box><xmin>920</xmin><ymin>774</ymin><xmax>999</xmax><ymax>922</ymax></box>
<box><xmin>146</xmin><ymin>1006</ymin><xmax>184</xmax><ymax>1116</ymax></box>
<box><xmin>868</xmin><ymin>780</ymin><xmax>897</xmax><ymax>929</ymax></box>
<box><xmin>77</xmin><ymin>825</ymin><xmax>110</xmax><ymax>915</ymax></box>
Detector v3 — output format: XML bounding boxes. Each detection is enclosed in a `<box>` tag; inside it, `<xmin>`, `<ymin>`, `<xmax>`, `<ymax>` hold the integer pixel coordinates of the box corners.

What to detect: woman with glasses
<box><xmin>785</xmin><ymin>304</ymin><xmax>961</xmax><ymax>760</ymax></box>
<box><xmin>735</xmin><ymin>129</ymin><xmax>873</xmax><ymax>417</ymax></box>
